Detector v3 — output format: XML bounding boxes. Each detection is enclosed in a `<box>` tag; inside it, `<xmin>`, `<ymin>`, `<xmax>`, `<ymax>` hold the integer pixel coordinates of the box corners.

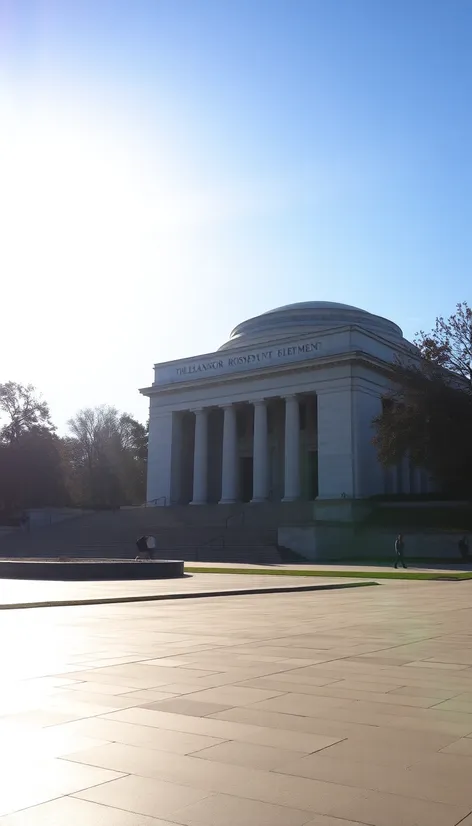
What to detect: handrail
<box><xmin>200</xmin><ymin>533</ymin><xmax>225</xmax><ymax>548</ymax></box>
<box><xmin>225</xmin><ymin>508</ymin><xmax>245</xmax><ymax>528</ymax></box>
<box><xmin>196</xmin><ymin>532</ymin><xmax>225</xmax><ymax>562</ymax></box>
<box><xmin>146</xmin><ymin>496</ymin><xmax>167</xmax><ymax>507</ymax></box>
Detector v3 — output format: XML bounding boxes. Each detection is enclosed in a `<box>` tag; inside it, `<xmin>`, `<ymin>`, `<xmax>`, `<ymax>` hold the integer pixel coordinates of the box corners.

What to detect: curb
<box><xmin>0</xmin><ymin>579</ymin><xmax>377</xmax><ymax>611</ymax></box>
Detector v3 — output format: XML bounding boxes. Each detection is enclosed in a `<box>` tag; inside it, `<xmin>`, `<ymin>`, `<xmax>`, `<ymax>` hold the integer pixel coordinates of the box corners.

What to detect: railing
<box><xmin>196</xmin><ymin>533</ymin><xmax>225</xmax><ymax>562</ymax></box>
<box><xmin>225</xmin><ymin>508</ymin><xmax>245</xmax><ymax>528</ymax></box>
<box><xmin>146</xmin><ymin>496</ymin><xmax>167</xmax><ymax>507</ymax></box>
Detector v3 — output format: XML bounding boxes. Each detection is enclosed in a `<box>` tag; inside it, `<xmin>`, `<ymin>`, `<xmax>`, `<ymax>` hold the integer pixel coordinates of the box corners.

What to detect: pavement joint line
<box><xmin>0</xmin><ymin>579</ymin><xmax>378</xmax><ymax>610</ymax></box>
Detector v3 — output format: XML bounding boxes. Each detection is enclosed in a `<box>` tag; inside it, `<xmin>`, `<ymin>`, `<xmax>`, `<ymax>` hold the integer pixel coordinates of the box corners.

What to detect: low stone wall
<box><xmin>0</xmin><ymin>559</ymin><xmax>185</xmax><ymax>581</ymax></box>
<box><xmin>0</xmin><ymin>527</ymin><xmax>18</xmax><ymax>538</ymax></box>
<box><xmin>26</xmin><ymin>508</ymin><xmax>92</xmax><ymax>529</ymax></box>
<box><xmin>278</xmin><ymin>527</ymin><xmax>318</xmax><ymax>559</ymax></box>
<box><xmin>278</xmin><ymin>525</ymin><xmax>466</xmax><ymax>562</ymax></box>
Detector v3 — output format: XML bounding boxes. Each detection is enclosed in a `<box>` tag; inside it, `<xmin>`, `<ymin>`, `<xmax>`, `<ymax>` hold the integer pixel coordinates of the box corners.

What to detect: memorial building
<box><xmin>141</xmin><ymin>301</ymin><xmax>426</xmax><ymax>508</ymax></box>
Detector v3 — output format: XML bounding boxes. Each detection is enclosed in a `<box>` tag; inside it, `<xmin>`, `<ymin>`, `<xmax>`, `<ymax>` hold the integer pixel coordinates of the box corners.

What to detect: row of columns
<box><xmin>190</xmin><ymin>396</ymin><xmax>301</xmax><ymax>505</ymax></box>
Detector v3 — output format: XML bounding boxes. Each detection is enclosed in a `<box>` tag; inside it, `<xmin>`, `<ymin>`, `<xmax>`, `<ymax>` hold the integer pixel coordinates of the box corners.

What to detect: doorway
<box><xmin>240</xmin><ymin>456</ymin><xmax>253</xmax><ymax>502</ymax></box>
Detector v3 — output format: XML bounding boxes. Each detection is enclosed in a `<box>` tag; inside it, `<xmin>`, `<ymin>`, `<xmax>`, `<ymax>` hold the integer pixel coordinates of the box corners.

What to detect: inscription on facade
<box><xmin>172</xmin><ymin>341</ymin><xmax>322</xmax><ymax>379</ymax></box>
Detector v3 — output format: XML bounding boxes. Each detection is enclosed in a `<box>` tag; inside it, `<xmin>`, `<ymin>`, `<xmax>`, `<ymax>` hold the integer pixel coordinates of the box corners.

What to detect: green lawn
<box><xmin>185</xmin><ymin>566</ymin><xmax>472</xmax><ymax>581</ymax></box>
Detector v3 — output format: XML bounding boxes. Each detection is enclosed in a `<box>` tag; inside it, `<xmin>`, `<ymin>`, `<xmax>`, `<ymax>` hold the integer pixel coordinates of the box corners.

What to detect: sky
<box><xmin>1</xmin><ymin>0</ymin><xmax>471</xmax><ymax>431</ymax></box>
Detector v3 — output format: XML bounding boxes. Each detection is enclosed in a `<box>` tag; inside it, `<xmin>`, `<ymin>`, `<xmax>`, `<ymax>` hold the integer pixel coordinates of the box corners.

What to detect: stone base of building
<box><xmin>312</xmin><ymin>498</ymin><xmax>373</xmax><ymax>524</ymax></box>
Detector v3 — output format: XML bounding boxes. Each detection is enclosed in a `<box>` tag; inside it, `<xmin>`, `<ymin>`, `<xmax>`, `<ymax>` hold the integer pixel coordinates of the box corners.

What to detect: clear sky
<box><xmin>1</xmin><ymin>0</ymin><xmax>471</xmax><ymax>431</ymax></box>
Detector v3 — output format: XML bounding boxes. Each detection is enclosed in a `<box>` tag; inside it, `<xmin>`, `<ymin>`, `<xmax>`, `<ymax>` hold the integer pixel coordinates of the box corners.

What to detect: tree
<box><xmin>66</xmin><ymin>405</ymin><xmax>147</xmax><ymax>507</ymax></box>
<box><xmin>416</xmin><ymin>302</ymin><xmax>472</xmax><ymax>386</ymax></box>
<box><xmin>0</xmin><ymin>431</ymin><xmax>69</xmax><ymax>514</ymax></box>
<box><xmin>117</xmin><ymin>414</ymin><xmax>148</xmax><ymax>502</ymax></box>
<box><xmin>0</xmin><ymin>382</ymin><xmax>54</xmax><ymax>444</ymax></box>
<box><xmin>373</xmin><ymin>302</ymin><xmax>472</xmax><ymax>495</ymax></box>
<box><xmin>0</xmin><ymin>382</ymin><xmax>67</xmax><ymax>517</ymax></box>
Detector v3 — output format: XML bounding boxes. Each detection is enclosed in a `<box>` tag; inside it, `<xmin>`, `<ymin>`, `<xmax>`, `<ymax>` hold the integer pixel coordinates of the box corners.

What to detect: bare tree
<box><xmin>415</xmin><ymin>302</ymin><xmax>472</xmax><ymax>389</ymax></box>
<box><xmin>67</xmin><ymin>406</ymin><xmax>146</xmax><ymax>506</ymax></box>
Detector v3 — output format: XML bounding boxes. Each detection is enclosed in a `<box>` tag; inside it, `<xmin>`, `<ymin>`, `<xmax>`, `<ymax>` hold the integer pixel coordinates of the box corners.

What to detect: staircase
<box><xmin>0</xmin><ymin>504</ymin><xmax>313</xmax><ymax>564</ymax></box>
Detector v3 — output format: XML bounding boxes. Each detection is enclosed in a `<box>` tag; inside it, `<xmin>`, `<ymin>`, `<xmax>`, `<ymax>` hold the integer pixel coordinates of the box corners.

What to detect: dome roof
<box><xmin>219</xmin><ymin>301</ymin><xmax>403</xmax><ymax>351</ymax></box>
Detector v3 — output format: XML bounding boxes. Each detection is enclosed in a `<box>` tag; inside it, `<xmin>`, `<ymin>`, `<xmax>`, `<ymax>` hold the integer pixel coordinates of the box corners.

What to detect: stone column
<box><xmin>219</xmin><ymin>404</ymin><xmax>238</xmax><ymax>504</ymax></box>
<box><xmin>283</xmin><ymin>395</ymin><xmax>300</xmax><ymax>502</ymax></box>
<box><xmin>400</xmin><ymin>455</ymin><xmax>410</xmax><ymax>494</ymax></box>
<box><xmin>190</xmin><ymin>408</ymin><xmax>208</xmax><ymax>505</ymax></box>
<box><xmin>413</xmin><ymin>466</ymin><xmax>423</xmax><ymax>495</ymax></box>
<box><xmin>251</xmin><ymin>399</ymin><xmax>268</xmax><ymax>503</ymax></box>
<box><xmin>170</xmin><ymin>412</ymin><xmax>183</xmax><ymax>504</ymax></box>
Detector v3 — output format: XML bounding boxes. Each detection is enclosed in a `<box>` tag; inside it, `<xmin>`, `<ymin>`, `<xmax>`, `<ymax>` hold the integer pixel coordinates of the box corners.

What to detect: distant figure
<box><xmin>458</xmin><ymin>535</ymin><xmax>469</xmax><ymax>561</ymax></box>
<box><xmin>135</xmin><ymin>535</ymin><xmax>151</xmax><ymax>561</ymax></box>
<box><xmin>394</xmin><ymin>534</ymin><xmax>407</xmax><ymax>569</ymax></box>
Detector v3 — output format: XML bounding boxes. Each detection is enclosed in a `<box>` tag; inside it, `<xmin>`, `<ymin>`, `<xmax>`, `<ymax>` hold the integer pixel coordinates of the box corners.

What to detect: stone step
<box><xmin>0</xmin><ymin>504</ymin><xmax>306</xmax><ymax>562</ymax></box>
<box><xmin>0</xmin><ymin>528</ymin><xmax>278</xmax><ymax>551</ymax></box>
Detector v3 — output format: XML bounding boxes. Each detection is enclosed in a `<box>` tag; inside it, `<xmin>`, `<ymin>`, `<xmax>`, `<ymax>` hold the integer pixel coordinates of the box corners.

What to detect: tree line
<box><xmin>0</xmin><ymin>383</ymin><xmax>147</xmax><ymax>522</ymax></box>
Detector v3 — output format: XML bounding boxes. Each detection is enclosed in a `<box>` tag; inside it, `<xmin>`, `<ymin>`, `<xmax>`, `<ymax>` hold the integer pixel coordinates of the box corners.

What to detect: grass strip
<box><xmin>185</xmin><ymin>566</ymin><xmax>472</xmax><ymax>581</ymax></box>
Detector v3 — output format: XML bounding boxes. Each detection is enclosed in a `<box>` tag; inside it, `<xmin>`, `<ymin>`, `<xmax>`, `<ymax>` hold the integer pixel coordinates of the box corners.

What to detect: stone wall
<box><xmin>278</xmin><ymin>524</ymin><xmax>466</xmax><ymax>561</ymax></box>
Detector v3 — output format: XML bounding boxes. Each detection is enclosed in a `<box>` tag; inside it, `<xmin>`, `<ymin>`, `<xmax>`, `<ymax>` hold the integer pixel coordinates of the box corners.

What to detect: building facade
<box><xmin>141</xmin><ymin>302</ymin><xmax>426</xmax><ymax>506</ymax></box>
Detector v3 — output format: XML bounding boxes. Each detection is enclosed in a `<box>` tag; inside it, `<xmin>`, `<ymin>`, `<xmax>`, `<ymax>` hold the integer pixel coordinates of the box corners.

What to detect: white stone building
<box><xmin>141</xmin><ymin>302</ymin><xmax>425</xmax><ymax>508</ymax></box>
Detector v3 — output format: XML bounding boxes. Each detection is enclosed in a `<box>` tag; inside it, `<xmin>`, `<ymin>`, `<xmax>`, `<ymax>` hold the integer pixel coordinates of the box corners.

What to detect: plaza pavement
<box><xmin>1</xmin><ymin>577</ymin><xmax>472</xmax><ymax>824</ymax></box>
<box><xmin>0</xmin><ymin>572</ymin><xmax>368</xmax><ymax>609</ymax></box>
<box><xmin>0</xmin><ymin>561</ymin><xmax>468</xmax><ymax>609</ymax></box>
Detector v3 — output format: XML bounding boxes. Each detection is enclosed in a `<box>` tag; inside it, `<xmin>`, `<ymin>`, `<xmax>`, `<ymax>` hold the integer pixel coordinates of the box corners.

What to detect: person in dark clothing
<box><xmin>394</xmin><ymin>534</ymin><xmax>407</xmax><ymax>569</ymax></box>
<box><xmin>136</xmin><ymin>535</ymin><xmax>150</xmax><ymax>561</ymax></box>
<box><xmin>458</xmin><ymin>535</ymin><xmax>469</xmax><ymax>561</ymax></box>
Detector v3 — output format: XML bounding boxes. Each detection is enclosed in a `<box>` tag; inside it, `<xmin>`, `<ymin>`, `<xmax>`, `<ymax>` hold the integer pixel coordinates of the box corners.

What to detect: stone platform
<box><xmin>0</xmin><ymin>559</ymin><xmax>184</xmax><ymax>581</ymax></box>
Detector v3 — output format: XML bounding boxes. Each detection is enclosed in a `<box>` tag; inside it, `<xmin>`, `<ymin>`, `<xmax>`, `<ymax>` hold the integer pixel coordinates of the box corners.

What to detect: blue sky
<box><xmin>1</xmin><ymin>0</ymin><xmax>471</xmax><ymax>429</ymax></box>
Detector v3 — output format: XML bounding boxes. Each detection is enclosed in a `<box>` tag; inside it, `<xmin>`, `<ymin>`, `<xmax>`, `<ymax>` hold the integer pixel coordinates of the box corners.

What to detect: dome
<box><xmin>219</xmin><ymin>301</ymin><xmax>403</xmax><ymax>351</ymax></box>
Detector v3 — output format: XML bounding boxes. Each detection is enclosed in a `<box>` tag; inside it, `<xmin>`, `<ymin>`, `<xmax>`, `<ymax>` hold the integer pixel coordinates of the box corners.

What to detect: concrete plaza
<box><xmin>0</xmin><ymin>571</ymin><xmax>367</xmax><ymax>608</ymax></box>
<box><xmin>1</xmin><ymin>576</ymin><xmax>472</xmax><ymax>825</ymax></box>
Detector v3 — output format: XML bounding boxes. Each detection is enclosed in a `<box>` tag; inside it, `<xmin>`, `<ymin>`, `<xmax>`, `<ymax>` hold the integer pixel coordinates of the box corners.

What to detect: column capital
<box><xmin>284</xmin><ymin>393</ymin><xmax>298</xmax><ymax>402</ymax></box>
<box><xmin>219</xmin><ymin>402</ymin><xmax>235</xmax><ymax>411</ymax></box>
<box><xmin>190</xmin><ymin>406</ymin><xmax>207</xmax><ymax>415</ymax></box>
<box><xmin>252</xmin><ymin>398</ymin><xmax>267</xmax><ymax>406</ymax></box>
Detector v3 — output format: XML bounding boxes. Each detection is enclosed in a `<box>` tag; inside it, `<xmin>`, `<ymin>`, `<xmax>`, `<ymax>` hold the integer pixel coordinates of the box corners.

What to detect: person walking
<box><xmin>394</xmin><ymin>534</ymin><xmax>407</xmax><ymax>569</ymax></box>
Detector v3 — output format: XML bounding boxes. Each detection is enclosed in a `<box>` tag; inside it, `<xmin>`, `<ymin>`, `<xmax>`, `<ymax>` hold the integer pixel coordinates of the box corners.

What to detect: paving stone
<box><xmin>142</xmin><ymin>698</ymin><xmax>235</xmax><ymax>717</ymax></box>
<box><xmin>193</xmin><ymin>739</ymin><xmax>306</xmax><ymax>770</ymax></box>
<box><xmin>0</xmin><ymin>758</ymin><xmax>124</xmax><ymax>818</ymax></box>
<box><xmin>74</xmin><ymin>775</ymin><xmax>210</xmax><ymax>819</ymax></box>
<box><xmin>100</xmin><ymin>707</ymin><xmax>343</xmax><ymax>752</ymax></box>
<box><xmin>0</xmin><ymin>796</ymin><xmax>171</xmax><ymax>825</ymax></box>
<box><xmin>170</xmin><ymin>793</ymin><xmax>311</xmax><ymax>826</ymax></box>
